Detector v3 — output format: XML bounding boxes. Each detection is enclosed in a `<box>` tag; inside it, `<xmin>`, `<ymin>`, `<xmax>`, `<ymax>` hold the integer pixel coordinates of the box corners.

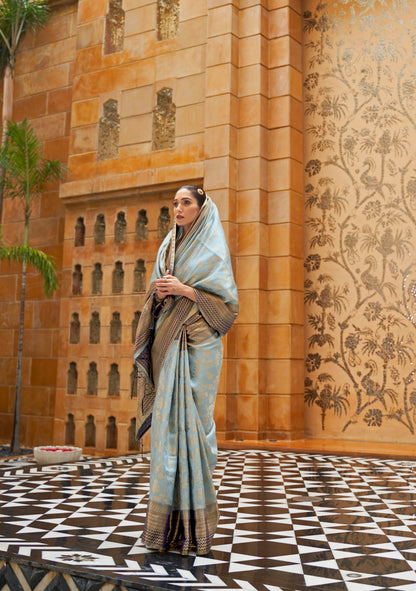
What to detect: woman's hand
<box><xmin>155</xmin><ymin>274</ymin><xmax>196</xmax><ymax>301</ymax></box>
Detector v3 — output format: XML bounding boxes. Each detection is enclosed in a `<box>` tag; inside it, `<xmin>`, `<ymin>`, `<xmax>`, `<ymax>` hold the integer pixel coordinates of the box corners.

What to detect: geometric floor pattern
<box><xmin>2</xmin><ymin>451</ymin><xmax>416</xmax><ymax>590</ymax></box>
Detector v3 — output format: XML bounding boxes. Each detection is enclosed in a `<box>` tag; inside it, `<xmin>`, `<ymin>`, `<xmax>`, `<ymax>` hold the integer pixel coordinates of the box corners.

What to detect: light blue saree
<box><xmin>134</xmin><ymin>197</ymin><xmax>238</xmax><ymax>555</ymax></box>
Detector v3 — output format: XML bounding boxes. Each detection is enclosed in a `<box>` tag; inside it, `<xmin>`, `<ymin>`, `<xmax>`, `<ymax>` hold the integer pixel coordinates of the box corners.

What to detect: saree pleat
<box><xmin>135</xmin><ymin>197</ymin><xmax>238</xmax><ymax>555</ymax></box>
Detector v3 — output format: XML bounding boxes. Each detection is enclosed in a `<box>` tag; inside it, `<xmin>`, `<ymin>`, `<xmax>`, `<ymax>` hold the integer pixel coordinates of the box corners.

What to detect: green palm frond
<box><xmin>0</xmin><ymin>243</ymin><xmax>58</xmax><ymax>296</ymax></box>
<box><xmin>0</xmin><ymin>0</ymin><xmax>49</xmax><ymax>71</ymax></box>
<box><xmin>0</xmin><ymin>119</ymin><xmax>62</xmax><ymax>206</ymax></box>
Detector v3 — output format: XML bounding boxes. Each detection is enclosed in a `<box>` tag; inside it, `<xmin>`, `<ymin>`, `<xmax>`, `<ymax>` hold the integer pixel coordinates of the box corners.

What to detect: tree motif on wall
<box><xmin>132</xmin><ymin>310</ymin><xmax>141</xmax><ymax>343</ymax></box>
<box><xmin>134</xmin><ymin>259</ymin><xmax>146</xmax><ymax>292</ymax></box>
<box><xmin>303</xmin><ymin>2</ymin><xmax>416</xmax><ymax>435</ymax></box>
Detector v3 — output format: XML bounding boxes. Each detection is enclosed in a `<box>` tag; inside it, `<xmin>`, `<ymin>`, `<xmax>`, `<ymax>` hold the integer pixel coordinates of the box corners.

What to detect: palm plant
<box><xmin>0</xmin><ymin>0</ymin><xmax>50</xmax><ymax>220</ymax></box>
<box><xmin>0</xmin><ymin>119</ymin><xmax>62</xmax><ymax>453</ymax></box>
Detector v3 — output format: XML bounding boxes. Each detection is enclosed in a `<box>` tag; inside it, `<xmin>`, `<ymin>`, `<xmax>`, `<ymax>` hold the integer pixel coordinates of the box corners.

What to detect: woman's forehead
<box><xmin>174</xmin><ymin>189</ymin><xmax>196</xmax><ymax>201</ymax></box>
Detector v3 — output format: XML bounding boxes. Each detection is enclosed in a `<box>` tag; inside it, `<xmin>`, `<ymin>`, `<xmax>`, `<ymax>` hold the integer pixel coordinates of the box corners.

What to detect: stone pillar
<box><xmin>266</xmin><ymin>1</ymin><xmax>304</xmax><ymax>439</ymax></box>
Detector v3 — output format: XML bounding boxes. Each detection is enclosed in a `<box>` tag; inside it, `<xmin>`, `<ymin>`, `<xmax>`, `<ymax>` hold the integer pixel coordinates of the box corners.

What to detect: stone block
<box><xmin>13</xmin><ymin>93</ymin><xmax>47</xmax><ymax>121</ymax></box>
<box><xmin>0</xmin><ymin>276</ymin><xmax>17</xmax><ymax>301</ymax></box>
<box><xmin>206</xmin><ymin>63</ymin><xmax>237</xmax><ymax>96</ymax></box>
<box><xmin>269</xmin><ymin>35</ymin><xmax>302</xmax><ymax>71</ymax></box>
<box><xmin>119</xmin><ymin>114</ymin><xmax>152</xmax><ymax>146</ymax></box>
<box><xmin>14</xmin><ymin>64</ymin><xmax>70</xmax><ymax>99</ymax></box>
<box><xmin>31</xmin><ymin>358</ymin><xmax>58</xmax><ymax>387</ymax></box>
<box><xmin>22</xmin><ymin>329</ymin><xmax>52</xmax><ymax>357</ymax></box>
<box><xmin>76</xmin><ymin>20</ymin><xmax>105</xmax><ymax>52</ymax></box>
<box><xmin>78</xmin><ymin>0</ymin><xmax>107</xmax><ymax>24</ymax></box>
<box><xmin>120</xmin><ymin>85</ymin><xmax>153</xmax><ymax>117</ymax></box>
<box><xmin>269</xmin><ymin>65</ymin><xmax>302</xmax><ymax>101</ymax></box>
<box><xmin>176</xmin><ymin>73</ymin><xmax>205</xmax><ymax>107</ymax></box>
<box><xmin>269</xmin><ymin>6</ymin><xmax>301</xmax><ymax>42</ymax></box>
<box><xmin>206</xmin><ymin>34</ymin><xmax>237</xmax><ymax>67</ymax></box>
<box><xmin>71</xmin><ymin>98</ymin><xmax>100</xmax><ymax>127</ymax></box>
<box><xmin>44</xmin><ymin>138</ymin><xmax>70</xmax><ymax>163</ymax></box>
<box><xmin>268</xmin><ymin>190</ymin><xmax>303</xmax><ymax>225</ymax></box>
<box><xmin>176</xmin><ymin>103</ymin><xmax>204</xmax><ymax>137</ymax></box>
<box><xmin>208</xmin><ymin>5</ymin><xmax>238</xmax><ymax>37</ymax></box>
<box><xmin>269</xmin><ymin>126</ymin><xmax>303</xmax><ymax>162</ymax></box>
<box><xmin>235</xmin><ymin>324</ymin><xmax>259</xmax><ymax>358</ymax></box>
<box><xmin>239</xmin><ymin>5</ymin><xmax>268</xmax><ymax>38</ymax></box>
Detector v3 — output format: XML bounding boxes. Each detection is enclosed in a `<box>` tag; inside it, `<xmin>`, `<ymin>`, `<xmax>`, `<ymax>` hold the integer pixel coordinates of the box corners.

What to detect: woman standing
<box><xmin>134</xmin><ymin>185</ymin><xmax>238</xmax><ymax>555</ymax></box>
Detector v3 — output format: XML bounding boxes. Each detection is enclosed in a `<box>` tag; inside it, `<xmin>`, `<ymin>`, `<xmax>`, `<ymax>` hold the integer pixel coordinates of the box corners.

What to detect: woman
<box><xmin>134</xmin><ymin>185</ymin><xmax>238</xmax><ymax>555</ymax></box>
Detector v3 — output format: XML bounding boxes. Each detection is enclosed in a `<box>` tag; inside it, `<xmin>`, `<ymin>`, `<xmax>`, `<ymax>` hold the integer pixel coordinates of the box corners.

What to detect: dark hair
<box><xmin>179</xmin><ymin>185</ymin><xmax>206</xmax><ymax>208</ymax></box>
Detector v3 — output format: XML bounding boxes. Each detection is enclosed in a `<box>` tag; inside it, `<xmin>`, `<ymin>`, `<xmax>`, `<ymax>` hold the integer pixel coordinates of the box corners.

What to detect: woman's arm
<box><xmin>155</xmin><ymin>274</ymin><xmax>197</xmax><ymax>302</ymax></box>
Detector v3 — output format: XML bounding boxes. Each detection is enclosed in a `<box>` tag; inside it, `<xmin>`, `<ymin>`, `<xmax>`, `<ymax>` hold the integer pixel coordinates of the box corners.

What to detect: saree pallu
<box><xmin>134</xmin><ymin>197</ymin><xmax>238</xmax><ymax>555</ymax></box>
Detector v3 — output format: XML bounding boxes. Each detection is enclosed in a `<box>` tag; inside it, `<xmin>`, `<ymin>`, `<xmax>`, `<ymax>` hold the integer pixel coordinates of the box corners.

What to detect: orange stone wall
<box><xmin>0</xmin><ymin>0</ymin><xmax>304</xmax><ymax>452</ymax></box>
<box><xmin>0</xmin><ymin>0</ymin><xmax>76</xmax><ymax>447</ymax></box>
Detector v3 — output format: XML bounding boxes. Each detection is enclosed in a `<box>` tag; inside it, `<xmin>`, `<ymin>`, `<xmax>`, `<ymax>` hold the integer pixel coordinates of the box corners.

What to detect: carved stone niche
<box><xmin>87</xmin><ymin>361</ymin><xmax>98</xmax><ymax>396</ymax></box>
<box><xmin>114</xmin><ymin>211</ymin><xmax>126</xmax><ymax>243</ymax></box>
<box><xmin>94</xmin><ymin>213</ymin><xmax>106</xmax><ymax>245</ymax></box>
<box><xmin>130</xmin><ymin>364</ymin><xmax>138</xmax><ymax>398</ymax></box>
<box><xmin>74</xmin><ymin>217</ymin><xmax>85</xmax><ymax>247</ymax></box>
<box><xmin>112</xmin><ymin>261</ymin><xmax>124</xmax><ymax>293</ymax></box>
<box><xmin>92</xmin><ymin>263</ymin><xmax>103</xmax><ymax>295</ymax></box>
<box><xmin>97</xmin><ymin>99</ymin><xmax>120</xmax><ymax>161</ymax></box>
<box><xmin>128</xmin><ymin>417</ymin><xmax>139</xmax><ymax>450</ymax></box>
<box><xmin>108</xmin><ymin>363</ymin><xmax>120</xmax><ymax>396</ymax></box>
<box><xmin>106</xmin><ymin>416</ymin><xmax>118</xmax><ymax>448</ymax></box>
<box><xmin>67</xmin><ymin>361</ymin><xmax>78</xmax><ymax>395</ymax></box>
<box><xmin>157</xmin><ymin>0</ymin><xmax>179</xmax><ymax>41</ymax></box>
<box><xmin>152</xmin><ymin>88</ymin><xmax>176</xmax><ymax>151</ymax></box>
<box><xmin>158</xmin><ymin>206</ymin><xmax>171</xmax><ymax>239</ymax></box>
<box><xmin>104</xmin><ymin>0</ymin><xmax>125</xmax><ymax>55</ymax></box>
<box><xmin>72</xmin><ymin>264</ymin><xmax>83</xmax><ymax>296</ymax></box>
<box><xmin>132</xmin><ymin>310</ymin><xmax>141</xmax><ymax>343</ymax></box>
<box><xmin>89</xmin><ymin>312</ymin><xmax>101</xmax><ymax>344</ymax></box>
<box><xmin>110</xmin><ymin>311</ymin><xmax>122</xmax><ymax>344</ymax></box>
<box><xmin>136</xmin><ymin>209</ymin><xmax>148</xmax><ymax>241</ymax></box>
<box><xmin>134</xmin><ymin>259</ymin><xmax>146</xmax><ymax>292</ymax></box>
<box><xmin>65</xmin><ymin>413</ymin><xmax>75</xmax><ymax>445</ymax></box>
<box><xmin>69</xmin><ymin>312</ymin><xmax>80</xmax><ymax>344</ymax></box>
<box><xmin>85</xmin><ymin>415</ymin><xmax>96</xmax><ymax>447</ymax></box>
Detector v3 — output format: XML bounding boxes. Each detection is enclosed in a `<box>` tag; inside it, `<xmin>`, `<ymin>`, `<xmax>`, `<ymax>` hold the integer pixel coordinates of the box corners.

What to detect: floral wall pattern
<box><xmin>303</xmin><ymin>0</ymin><xmax>416</xmax><ymax>441</ymax></box>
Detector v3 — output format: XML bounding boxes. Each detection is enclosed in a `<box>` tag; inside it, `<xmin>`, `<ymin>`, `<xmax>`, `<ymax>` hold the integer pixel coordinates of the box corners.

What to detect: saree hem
<box><xmin>141</xmin><ymin>499</ymin><xmax>219</xmax><ymax>556</ymax></box>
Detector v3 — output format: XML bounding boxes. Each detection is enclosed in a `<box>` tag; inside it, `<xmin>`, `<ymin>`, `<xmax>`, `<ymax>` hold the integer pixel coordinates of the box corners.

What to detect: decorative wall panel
<box><xmin>303</xmin><ymin>0</ymin><xmax>416</xmax><ymax>441</ymax></box>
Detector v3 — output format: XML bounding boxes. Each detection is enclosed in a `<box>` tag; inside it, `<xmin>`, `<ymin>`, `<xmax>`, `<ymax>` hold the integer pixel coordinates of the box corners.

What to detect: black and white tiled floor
<box><xmin>2</xmin><ymin>450</ymin><xmax>416</xmax><ymax>590</ymax></box>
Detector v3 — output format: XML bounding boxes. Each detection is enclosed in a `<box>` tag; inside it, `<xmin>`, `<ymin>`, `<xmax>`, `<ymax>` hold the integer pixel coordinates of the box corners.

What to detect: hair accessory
<box><xmin>197</xmin><ymin>188</ymin><xmax>204</xmax><ymax>195</ymax></box>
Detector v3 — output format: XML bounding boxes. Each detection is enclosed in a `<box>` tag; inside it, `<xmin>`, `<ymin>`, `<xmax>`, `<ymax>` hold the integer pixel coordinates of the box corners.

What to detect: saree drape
<box><xmin>134</xmin><ymin>196</ymin><xmax>238</xmax><ymax>555</ymax></box>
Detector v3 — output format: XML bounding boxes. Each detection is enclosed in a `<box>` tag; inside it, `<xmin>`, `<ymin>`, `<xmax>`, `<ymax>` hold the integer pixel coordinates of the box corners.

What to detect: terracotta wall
<box><xmin>303</xmin><ymin>0</ymin><xmax>416</xmax><ymax>443</ymax></box>
<box><xmin>0</xmin><ymin>0</ymin><xmax>305</xmax><ymax>452</ymax></box>
<box><xmin>0</xmin><ymin>0</ymin><xmax>76</xmax><ymax>446</ymax></box>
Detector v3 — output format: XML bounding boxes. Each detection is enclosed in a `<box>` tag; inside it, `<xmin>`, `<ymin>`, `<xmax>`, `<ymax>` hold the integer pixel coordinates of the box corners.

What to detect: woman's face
<box><xmin>173</xmin><ymin>188</ymin><xmax>200</xmax><ymax>234</ymax></box>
